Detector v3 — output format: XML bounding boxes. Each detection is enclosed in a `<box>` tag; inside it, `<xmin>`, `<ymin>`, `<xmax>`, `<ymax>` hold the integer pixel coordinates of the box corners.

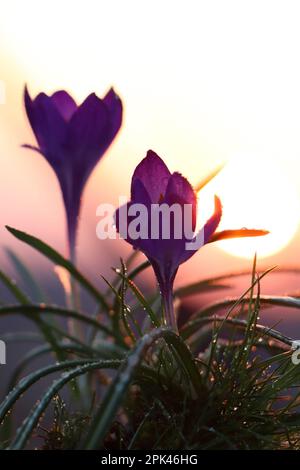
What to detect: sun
<box><xmin>197</xmin><ymin>153</ymin><xmax>300</xmax><ymax>259</ymax></box>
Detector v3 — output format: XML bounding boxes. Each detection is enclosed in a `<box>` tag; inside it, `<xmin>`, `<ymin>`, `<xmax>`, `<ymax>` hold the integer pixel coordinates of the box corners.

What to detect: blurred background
<box><xmin>1</xmin><ymin>0</ymin><xmax>300</xmax><ymax>341</ymax></box>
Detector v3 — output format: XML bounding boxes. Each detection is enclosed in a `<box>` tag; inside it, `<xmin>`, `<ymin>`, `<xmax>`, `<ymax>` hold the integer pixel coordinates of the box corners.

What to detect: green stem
<box><xmin>162</xmin><ymin>281</ymin><xmax>178</xmax><ymax>332</ymax></box>
<box><xmin>67</xmin><ymin>235</ymin><xmax>82</xmax><ymax>339</ymax></box>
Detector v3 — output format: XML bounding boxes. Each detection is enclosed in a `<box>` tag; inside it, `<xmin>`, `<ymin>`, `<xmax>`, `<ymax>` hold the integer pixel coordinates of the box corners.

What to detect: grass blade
<box><xmin>0</xmin><ymin>304</ymin><xmax>113</xmax><ymax>336</ymax></box>
<box><xmin>0</xmin><ymin>359</ymin><xmax>121</xmax><ymax>427</ymax></box>
<box><xmin>84</xmin><ymin>327</ymin><xmax>204</xmax><ymax>449</ymax></box>
<box><xmin>6</xmin><ymin>226</ymin><xmax>109</xmax><ymax>310</ymax></box>
<box><xmin>175</xmin><ymin>265</ymin><xmax>300</xmax><ymax>299</ymax></box>
<box><xmin>0</xmin><ymin>269</ymin><xmax>29</xmax><ymax>304</ymax></box>
<box><xmin>8</xmin><ymin>360</ymin><xmax>121</xmax><ymax>450</ymax></box>
<box><xmin>114</xmin><ymin>269</ymin><xmax>160</xmax><ymax>328</ymax></box>
<box><xmin>5</xmin><ymin>248</ymin><xmax>47</xmax><ymax>302</ymax></box>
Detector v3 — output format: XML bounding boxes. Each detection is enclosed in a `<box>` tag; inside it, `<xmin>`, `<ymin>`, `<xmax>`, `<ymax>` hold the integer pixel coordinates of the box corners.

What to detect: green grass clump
<box><xmin>1</xmin><ymin>228</ymin><xmax>300</xmax><ymax>450</ymax></box>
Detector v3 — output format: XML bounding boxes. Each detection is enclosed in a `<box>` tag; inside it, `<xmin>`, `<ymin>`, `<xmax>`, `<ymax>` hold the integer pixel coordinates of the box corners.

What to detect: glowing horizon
<box><xmin>1</xmin><ymin>0</ymin><xmax>300</xmax><ymax>269</ymax></box>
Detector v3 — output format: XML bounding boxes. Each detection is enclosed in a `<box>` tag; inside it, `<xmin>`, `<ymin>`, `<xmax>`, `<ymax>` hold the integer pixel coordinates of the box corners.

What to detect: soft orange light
<box><xmin>198</xmin><ymin>153</ymin><xmax>300</xmax><ymax>259</ymax></box>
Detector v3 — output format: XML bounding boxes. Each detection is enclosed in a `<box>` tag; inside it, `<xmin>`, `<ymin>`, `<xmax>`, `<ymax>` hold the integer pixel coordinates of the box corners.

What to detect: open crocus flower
<box><xmin>24</xmin><ymin>86</ymin><xmax>122</xmax><ymax>260</ymax></box>
<box><xmin>116</xmin><ymin>150</ymin><xmax>268</xmax><ymax>330</ymax></box>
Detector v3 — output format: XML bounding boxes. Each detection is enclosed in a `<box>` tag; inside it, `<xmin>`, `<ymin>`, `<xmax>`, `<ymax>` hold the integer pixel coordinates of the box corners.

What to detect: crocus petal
<box><xmin>131</xmin><ymin>150</ymin><xmax>171</xmax><ymax>203</ymax></box>
<box><xmin>121</xmin><ymin>179</ymin><xmax>153</xmax><ymax>252</ymax></box>
<box><xmin>66</xmin><ymin>93</ymin><xmax>109</xmax><ymax>171</ymax></box>
<box><xmin>127</xmin><ymin>156</ymin><xmax>199</xmax><ymax>280</ymax></box>
<box><xmin>116</xmin><ymin>178</ymin><xmax>151</xmax><ymax>248</ymax></box>
<box><xmin>165</xmin><ymin>172</ymin><xmax>196</xmax><ymax>205</ymax></box>
<box><xmin>103</xmin><ymin>87</ymin><xmax>123</xmax><ymax>139</ymax></box>
<box><xmin>179</xmin><ymin>194</ymin><xmax>222</xmax><ymax>265</ymax></box>
<box><xmin>131</xmin><ymin>178</ymin><xmax>152</xmax><ymax>207</ymax></box>
<box><xmin>204</xmin><ymin>195</ymin><xmax>222</xmax><ymax>244</ymax></box>
<box><xmin>24</xmin><ymin>87</ymin><xmax>67</xmax><ymax>163</ymax></box>
<box><xmin>24</xmin><ymin>85</ymin><xmax>123</xmax><ymax>259</ymax></box>
<box><xmin>115</xmin><ymin>201</ymin><xmax>153</xmax><ymax>254</ymax></box>
<box><xmin>51</xmin><ymin>90</ymin><xmax>77</xmax><ymax>121</ymax></box>
<box><xmin>116</xmin><ymin>149</ymin><xmax>269</xmax><ymax>330</ymax></box>
<box><xmin>165</xmin><ymin>172</ymin><xmax>197</xmax><ymax>230</ymax></box>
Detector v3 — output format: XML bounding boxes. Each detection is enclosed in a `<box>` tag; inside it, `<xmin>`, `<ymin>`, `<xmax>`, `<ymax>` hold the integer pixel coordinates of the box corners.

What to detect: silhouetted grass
<box><xmin>1</xmin><ymin>229</ymin><xmax>300</xmax><ymax>450</ymax></box>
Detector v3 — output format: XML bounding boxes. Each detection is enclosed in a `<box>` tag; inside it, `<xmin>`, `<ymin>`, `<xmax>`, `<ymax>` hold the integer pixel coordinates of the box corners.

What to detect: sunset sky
<box><xmin>1</xmin><ymin>0</ymin><xmax>300</xmax><ymax>292</ymax></box>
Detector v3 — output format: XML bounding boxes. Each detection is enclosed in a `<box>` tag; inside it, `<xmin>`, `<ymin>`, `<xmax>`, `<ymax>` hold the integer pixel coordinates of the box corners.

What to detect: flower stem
<box><xmin>67</xmin><ymin>230</ymin><xmax>82</xmax><ymax>339</ymax></box>
<box><xmin>152</xmin><ymin>262</ymin><xmax>178</xmax><ymax>332</ymax></box>
<box><xmin>162</xmin><ymin>281</ymin><xmax>178</xmax><ymax>332</ymax></box>
<box><xmin>68</xmin><ymin>229</ymin><xmax>92</xmax><ymax>409</ymax></box>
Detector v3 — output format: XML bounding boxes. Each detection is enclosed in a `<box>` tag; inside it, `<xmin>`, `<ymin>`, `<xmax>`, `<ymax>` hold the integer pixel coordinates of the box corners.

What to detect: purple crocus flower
<box><xmin>24</xmin><ymin>86</ymin><xmax>122</xmax><ymax>260</ymax></box>
<box><xmin>116</xmin><ymin>150</ymin><xmax>268</xmax><ymax>330</ymax></box>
